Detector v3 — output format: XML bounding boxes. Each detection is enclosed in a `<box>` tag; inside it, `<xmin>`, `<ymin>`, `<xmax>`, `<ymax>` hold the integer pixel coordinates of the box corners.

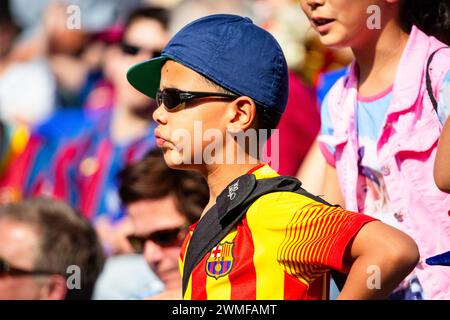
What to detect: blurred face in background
<box><xmin>43</xmin><ymin>3</ymin><xmax>89</xmax><ymax>55</ymax></box>
<box><xmin>0</xmin><ymin>219</ymin><xmax>63</xmax><ymax>300</ymax></box>
<box><xmin>111</xmin><ymin>17</ymin><xmax>169</xmax><ymax>112</ymax></box>
<box><xmin>127</xmin><ymin>196</ymin><xmax>188</xmax><ymax>291</ymax></box>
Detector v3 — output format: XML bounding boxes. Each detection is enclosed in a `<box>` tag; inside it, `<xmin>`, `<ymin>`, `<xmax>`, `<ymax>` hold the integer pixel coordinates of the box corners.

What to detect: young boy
<box><xmin>127</xmin><ymin>14</ymin><xmax>419</xmax><ymax>300</ymax></box>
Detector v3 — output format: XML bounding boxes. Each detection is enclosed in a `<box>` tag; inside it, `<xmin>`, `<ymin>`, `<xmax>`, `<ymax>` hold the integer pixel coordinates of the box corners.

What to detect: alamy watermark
<box><xmin>66</xmin><ymin>265</ymin><xmax>81</xmax><ymax>290</ymax></box>
<box><xmin>367</xmin><ymin>5</ymin><xmax>381</xmax><ymax>30</ymax></box>
<box><xmin>366</xmin><ymin>265</ymin><xmax>381</xmax><ymax>290</ymax></box>
<box><xmin>66</xmin><ymin>5</ymin><xmax>81</xmax><ymax>30</ymax></box>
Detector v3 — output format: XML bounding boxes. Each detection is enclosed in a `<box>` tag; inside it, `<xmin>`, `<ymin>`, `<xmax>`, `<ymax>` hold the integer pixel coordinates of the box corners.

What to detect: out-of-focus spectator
<box><xmin>0</xmin><ymin>197</ymin><xmax>105</xmax><ymax>300</ymax></box>
<box><xmin>252</xmin><ymin>0</ymin><xmax>310</xmax><ymax>73</ymax></box>
<box><xmin>0</xmin><ymin>7</ymin><xmax>170</xmax><ymax>226</ymax></box>
<box><xmin>0</xmin><ymin>0</ymin><xmax>40</xmax><ymax>176</ymax></box>
<box><xmin>9</xmin><ymin>0</ymin><xmax>142</xmax><ymax>47</ymax></box>
<box><xmin>0</xmin><ymin>0</ymin><xmax>20</xmax><ymax>61</ymax></box>
<box><xmin>0</xmin><ymin>58</ymin><xmax>56</xmax><ymax>126</ymax></box>
<box><xmin>169</xmin><ymin>0</ymin><xmax>254</xmax><ymax>35</ymax></box>
<box><xmin>67</xmin><ymin>6</ymin><xmax>169</xmax><ymax>222</ymax></box>
<box><xmin>114</xmin><ymin>149</ymin><xmax>209</xmax><ymax>299</ymax></box>
<box><xmin>2</xmin><ymin>0</ymin><xmax>143</xmax><ymax>121</ymax></box>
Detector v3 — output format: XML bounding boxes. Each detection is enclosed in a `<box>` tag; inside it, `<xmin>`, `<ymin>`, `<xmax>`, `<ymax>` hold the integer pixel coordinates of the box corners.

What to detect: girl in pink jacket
<box><xmin>300</xmin><ymin>0</ymin><xmax>450</xmax><ymax>299</ymax></box>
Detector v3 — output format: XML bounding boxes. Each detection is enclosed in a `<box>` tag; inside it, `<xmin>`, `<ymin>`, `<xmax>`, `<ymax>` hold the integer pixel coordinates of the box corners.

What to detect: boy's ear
<box><xmin>226</xmin><ymin>96</ymin><xmax>257</xmax><ymax>133</ymax></box>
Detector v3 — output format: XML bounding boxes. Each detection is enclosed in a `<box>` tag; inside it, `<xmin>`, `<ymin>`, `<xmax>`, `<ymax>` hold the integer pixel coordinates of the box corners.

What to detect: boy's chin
<box><xmin>161</xmin><ymin>149</ymin><xmax>196</xmax><ymax>170</ymax></box>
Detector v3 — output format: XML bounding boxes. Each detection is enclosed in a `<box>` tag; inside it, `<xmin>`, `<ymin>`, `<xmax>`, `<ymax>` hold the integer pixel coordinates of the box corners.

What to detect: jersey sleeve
<box><xmin>275</xmin><ymin>198</ymin><xmax>377</xmax><ymax>281</ymax></box>
<box><xmin>248</xmin><ymin>192</ymin><xmax>377</xmax><ymax>285</ymax></box>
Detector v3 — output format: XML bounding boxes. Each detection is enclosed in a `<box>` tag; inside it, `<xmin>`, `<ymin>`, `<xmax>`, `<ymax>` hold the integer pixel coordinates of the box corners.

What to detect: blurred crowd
<box><xmin>0</xmin><ymin>0</ymin><xmax>352</xmax><ymax>299</ymax></box>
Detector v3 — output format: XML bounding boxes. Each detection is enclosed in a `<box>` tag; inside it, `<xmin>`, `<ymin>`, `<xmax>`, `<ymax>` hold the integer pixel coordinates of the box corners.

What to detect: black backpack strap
<box><xmin>181</xmin><ymin>174</ymin><xmax>256</xmax><ymax>296</ymax></box>
<box><xmin>426</xmin><ymin>47</ymin><xmax>449</xmax><ymax>113</ymax></box>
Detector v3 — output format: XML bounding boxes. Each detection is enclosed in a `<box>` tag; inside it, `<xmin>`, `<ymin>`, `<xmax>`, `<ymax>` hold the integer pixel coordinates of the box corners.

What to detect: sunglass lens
<box><xmin>127</xmin><ymin>236</ymin><xmax>145</xmax><ymax>254</ymax></box>
<box><xmin>151</xmin><ymin>228</ymin><xmax>183</xmax><ymax>247</ymax></box>
<box><xmin>163</xmin><ymin>89</ymin><xmax>181</xmax><ymax>110</ymax></box>
<box><xmin>122</xmin><ymin>43</ymin><xmax>139</xmax><ymax>55</ymax></box>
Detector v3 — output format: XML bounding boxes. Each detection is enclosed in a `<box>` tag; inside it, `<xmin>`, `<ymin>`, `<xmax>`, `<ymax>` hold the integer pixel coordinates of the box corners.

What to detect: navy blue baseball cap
<box><xmin>127</xmin><ymin>14</ymin><xmax>289</xmax><ymax>114</ymax></box>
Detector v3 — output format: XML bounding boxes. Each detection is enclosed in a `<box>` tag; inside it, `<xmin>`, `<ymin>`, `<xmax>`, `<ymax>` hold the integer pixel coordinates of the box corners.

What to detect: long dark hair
<box><xmin>400</xmin><ymin>0</ymin><xmax>450</xmax><ymax>45</ymax></box>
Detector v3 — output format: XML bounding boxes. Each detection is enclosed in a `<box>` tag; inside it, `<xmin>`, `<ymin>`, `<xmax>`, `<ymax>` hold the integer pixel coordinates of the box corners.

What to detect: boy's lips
<box><xmin>154</xmin><ymin>130</ymin><xmax>171</xmax><ymax>147</ymax></box>
<box><xmin>156</xmin><ymin>137</ymin><xmax>168</xmax><ymax>147</ymax></box>
<box><xmin>311</xmin><ymin>16</ymin><xmax>335</xmax><ymax>34</ymax></box>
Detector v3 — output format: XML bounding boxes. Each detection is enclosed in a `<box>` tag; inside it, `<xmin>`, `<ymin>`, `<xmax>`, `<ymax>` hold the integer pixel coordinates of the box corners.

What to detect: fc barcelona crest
<box><xmin>206</xmin><ymin>242</ymin><xmax>235</xmax><ymax>279</ymax></box>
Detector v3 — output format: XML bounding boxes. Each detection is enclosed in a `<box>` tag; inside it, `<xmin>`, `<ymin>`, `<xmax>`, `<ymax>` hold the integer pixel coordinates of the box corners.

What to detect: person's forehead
<box><xmin>0</xmin><ymin>219</ymin><xmax>39</xmax><ymax>268</ymax></box>
<box><xmin>125</xmin><ymin>18</ymin><xmax>168</xmax><ymax>48</ymax></box>
<box><xmin>128</xmin><ymin>197</ymin><xmax>187</xmax><ymax>233</ymax></box>
<box><xmin>160</xmin><ymin>60</ymin><xmax>211</xmax><ymax>90</ymax></box>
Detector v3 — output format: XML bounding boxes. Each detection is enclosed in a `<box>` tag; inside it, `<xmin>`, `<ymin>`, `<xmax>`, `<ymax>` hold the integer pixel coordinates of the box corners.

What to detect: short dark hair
<box><xmin>400</xmin><ymin>0</ymin><xmax>450</xmax><ymax>45</ymax></box>
<box><xmin>201</xmin><ymin>76</ymin><xmax>282</xmax><ymax>135</ymax></box>
<box><xmin>0</xmin><ymin>198</ymin><xmax>105</xmax><ymax>300</ymax></box>
<box><xmin>118</xmin><ymin>149</ymin><xmax>209</xmax><ymax>224</ymax></box>
<box><xmin>125</xmin><ymin>6</ymin><xmax>170</xmax><ymax>31</ymax></box>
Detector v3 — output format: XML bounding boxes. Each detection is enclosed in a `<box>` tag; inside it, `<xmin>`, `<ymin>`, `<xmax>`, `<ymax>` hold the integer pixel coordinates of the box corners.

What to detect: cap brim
<box><xmin>126</xmin><ymin>56</ymin><xmax>167</xmax><ymax>99</ymax></box>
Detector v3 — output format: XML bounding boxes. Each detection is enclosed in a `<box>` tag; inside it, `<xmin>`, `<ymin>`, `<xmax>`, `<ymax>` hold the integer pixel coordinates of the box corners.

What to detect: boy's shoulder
<box><xmin>236</xmin><ymin>166</ymin><xmax>342</xmax><ymax>227</ymax></box>
<box><xmin>247</xmin><ymin>185</ymin><xmax>337</xmax><ymax>222</ymax></box>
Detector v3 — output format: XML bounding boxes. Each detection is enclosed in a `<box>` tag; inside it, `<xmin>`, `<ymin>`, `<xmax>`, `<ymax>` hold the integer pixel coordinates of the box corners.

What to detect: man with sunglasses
<box><xmin>0</xmin><ymin>7</ymin><xmax>172</xmax><ymax>263</ymax></box>
<box><xmin>0</xmin><ymin>198</ymin><xmax>104</xmax><ymax>300</ymax></box>
<box><xmin>117</xmin><ymin>149</ymin><xmax>209</xmax><ymax>299</ymax></box>
<box><xmin>63</xmin><ymin>6</ymin><xmax>170</xmax><ymax>225</ymax></box>
<box><xmin>127</xmin><ymin>14</ymin><xmax>420</xmax><ymax>300</ymax></box>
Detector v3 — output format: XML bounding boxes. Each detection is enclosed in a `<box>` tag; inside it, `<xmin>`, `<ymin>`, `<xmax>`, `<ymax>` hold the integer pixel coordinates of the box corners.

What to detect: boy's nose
<box><xmin>153</xmin><ymin>105</ymin><xmax>168</xmax><ymax>125</ymax></box>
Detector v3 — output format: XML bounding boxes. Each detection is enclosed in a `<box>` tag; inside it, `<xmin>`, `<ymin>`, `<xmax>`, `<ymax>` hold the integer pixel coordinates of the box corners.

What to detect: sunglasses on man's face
<box><xmin>156</xmin><ymin>88</ymin><xmax>239</xmax><ymax>111</ymax></box>
<box><xmin>121</xmin><ymin>42</ymin><xmax>162</xmax><ymax>59</ymax></box>
<box><xmin>127</xmin><ymin>225</ymin><xmax>189</xmax><ymax>254</ymax></box>
<box><xmin>0</xmin><ymin>258</ymin><xmax>55</xmax><ymax>277</ymax></box>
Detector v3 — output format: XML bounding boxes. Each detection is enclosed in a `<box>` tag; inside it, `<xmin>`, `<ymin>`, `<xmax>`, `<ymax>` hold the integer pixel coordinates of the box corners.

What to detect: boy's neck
<box><xmin>201</xmin><ymin>161</ymin><xmax>263</xmax><ymax>218</ymax></box>
<box><xmin>352</xmin><ymin>20</ymin><xmax>409</xmax><ymax>96</ymax></box>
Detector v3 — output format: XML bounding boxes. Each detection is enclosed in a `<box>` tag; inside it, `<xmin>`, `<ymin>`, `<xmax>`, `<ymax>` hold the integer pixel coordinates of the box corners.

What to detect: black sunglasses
<box><xmin>121</xmin><ymin>42</ymin><xmax>162</xmax><ymax>58</ymax></box>
<box><xmin>0</xmin><ymin>258</ymin><xmax>56</xmax><ymax>277</ymax></box>
<box><xmin>156</xmin><ymin>88</ymin><xmax>239</xmax><ymax>110</ymax></box>
<box><xmin>127</xmin><ymin>225</ymin><xmax>189</xmax><ymax>254</ymax></box>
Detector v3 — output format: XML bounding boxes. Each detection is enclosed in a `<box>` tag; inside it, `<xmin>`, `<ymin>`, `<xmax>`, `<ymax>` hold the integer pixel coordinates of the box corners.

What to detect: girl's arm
<box><xmin>297</xmin><ymin>140</ymin><xmax>345</xmax><ymax>207</ymax></box>
<box><xmin>296</xmin><ymin>139</ymin><xmax>326</xmax><ymax>195</ymax></box>
<box><xmin>322</xmin><ymin>162</ymin><xmax>345</xmax><ymax>207</ymax></box>
<box><xmin>434</xmin><ymin>117</ymin><xmax>450</xmax><ymax>193</ymax></box>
